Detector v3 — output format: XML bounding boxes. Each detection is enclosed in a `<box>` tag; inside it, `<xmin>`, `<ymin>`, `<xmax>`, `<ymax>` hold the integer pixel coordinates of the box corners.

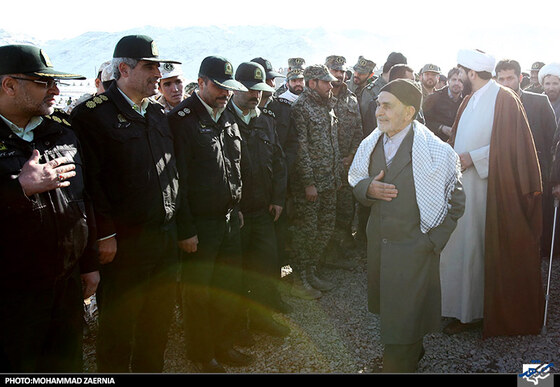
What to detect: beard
<box><xmin>462</xmin><ymin>77</ymin><xmax>473</xmax><ymax>95</ymax></box>
<box><xmin>288</xmin><ymin>85</ymin><xmax>303</xmax><ymax>95</ymax></box>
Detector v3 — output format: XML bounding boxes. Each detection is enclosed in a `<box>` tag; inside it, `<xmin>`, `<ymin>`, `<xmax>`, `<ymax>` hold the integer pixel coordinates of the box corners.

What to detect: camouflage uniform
<box><xmin>274</xmin><ymin>57</ymin><xmax>305</xmax><ymax>97</ymax></box>
<box><xmin>332</xmin><ymin>82</ymin><xmax>363</xmax><ymax>242</ymax></box>
<box><xmin>290</xmin><ymin>66</ymin><xmax>341</xmax><ymax>271</ymax></box>
<box><xmin>347</xmin><ymin>56</ymin><xmax>377</xmax><ymax>120</ymax></box>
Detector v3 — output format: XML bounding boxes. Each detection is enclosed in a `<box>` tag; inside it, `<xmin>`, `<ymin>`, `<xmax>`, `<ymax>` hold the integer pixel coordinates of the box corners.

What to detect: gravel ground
<box><xmin>83</xmin><ymin>246</ymin><xmax>560</xmax><ymax>375</ymax></box>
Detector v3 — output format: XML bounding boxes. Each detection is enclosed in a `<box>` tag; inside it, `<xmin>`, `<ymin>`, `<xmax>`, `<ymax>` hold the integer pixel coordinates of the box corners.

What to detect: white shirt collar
<box><xmin>196</xmin><ymin>90</ymin><xmax>226</xmax><ymax>123</ymax></box>
<box><xmin>117</xmin><ymin>87</ymin><xmax>150</xmax><ymax>117</ymax></box>
<box><xmin>0</xmin><ymin>114</ymin><xmax>43</xmax><ymax>142</ymax></box>
<box><xmin>470</xmin><ymin>79</ymin><xmax>494</xmax><ymax>110</ymax></box>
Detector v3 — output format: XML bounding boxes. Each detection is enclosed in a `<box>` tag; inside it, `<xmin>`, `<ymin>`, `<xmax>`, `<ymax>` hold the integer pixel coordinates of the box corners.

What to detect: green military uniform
<box><xmin>274</xmin><ymin>57</ymin><xmax>305</xmax><ymax>97</ymax></box>
<box><xmin>325</xmin><ymin>56</ymin><xmax>364</xmax><ymax>260</ymax></box>
<box><xmin>290</xmin><ymin>65</ymin><xmax>341</xmax><ymax>289</ymax></box>
<box><xmin>347</xmin><ymin>56</ymin><xmax>377</xmax><ymax>118</ymax></box>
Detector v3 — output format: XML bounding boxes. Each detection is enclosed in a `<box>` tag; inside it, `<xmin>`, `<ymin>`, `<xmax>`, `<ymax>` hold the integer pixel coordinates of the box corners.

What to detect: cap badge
<box><xmin>225</xmin><ymin>62</ymin><xmax>233</xmax><ymax>76</ymax></box>
<box><xmin>163</xmin><ymin>63</ymin><xmax>174</xmax><ymax>72</ymax></box>
<box><xmin>255</xmin><ymin>68</ymin><xmax>263</xmax><ymax>80</ymax></box>
<box><xmin>40</xmin><ymin>49</ymin><xmax>53</xmax><ymax>68</ymax></box>
<box><xmin>151</xmin><ymin>41</ymin><xmax>159</xmax><ymax>57</ymax></box>
<box><xmin>359</xmin><ymin>59</ymin><xmax>367</xmax><ymax>66</ymax></box>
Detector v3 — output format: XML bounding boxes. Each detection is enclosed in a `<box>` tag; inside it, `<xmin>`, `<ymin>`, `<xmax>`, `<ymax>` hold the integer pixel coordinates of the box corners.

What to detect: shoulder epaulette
<box><xmin>84</xmin><ymin>94</ymin><xmax>109</xmax><ymax>109</ymax></box>
<box><xmin>262</xmin><ymin>108</ymin><xmax>276</xmax><ymax>118</ymax></box>
<box><xmin>277</xmin><ymin>97</ymin><xmax>293</xmax><ymax>106</ymax></box>
<box><xmin>45</xmin><ymin>109</ymin><xmax>72</xmax><ymax>127</ymax></box>
<box><xmin>175</xmin><ymin>106</ymin><xmax>192</xmax><ymax>118</ymax></box>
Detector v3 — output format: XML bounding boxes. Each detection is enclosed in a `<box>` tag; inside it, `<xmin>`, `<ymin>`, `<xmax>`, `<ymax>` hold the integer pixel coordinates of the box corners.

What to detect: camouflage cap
<box><xmin>420</xmin><ymin>63</ymin><xmax>441</xmax><ymax>74</ymax></box>
<box><xmin>531</xmin><ymin>61</ymin><xmax>545</xmax><ymax>71</ymax></box>
<box><xmin>353</xmin><ymin>56</ymin><xmax>376</xmax><ymax>74</ymax></box>
<box><xmin>303</xmin><ymin>64</ymin><xmax>338</xmax><ymax>82</ymax></box>
<box><xmin>288</xmin><ymin>57</ymin><xmax>306</xmax><ymax>70</ymax></box>
<box><xmin>287</xmin><ymin>69</ymin><xmax>304</xmax><ymax>81</ymax></box>
<box><xmin>325</xmin><ymin>55</ymin><xmax>347</xmax><ymax>71</ymax></box>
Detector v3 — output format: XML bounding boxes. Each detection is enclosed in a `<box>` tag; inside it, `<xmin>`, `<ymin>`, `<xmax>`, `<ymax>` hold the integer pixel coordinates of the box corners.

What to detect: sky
<box><xmin>3</xmin><ymin>0</ymin><xmax>559</xmax><ymax>73</ymax></box>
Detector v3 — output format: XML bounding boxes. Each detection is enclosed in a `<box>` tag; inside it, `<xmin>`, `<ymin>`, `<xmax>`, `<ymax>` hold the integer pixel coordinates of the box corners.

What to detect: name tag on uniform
<box><xmin>199</xmin><ymin>126</ymin><xmax>213</xmax><ymax>134</ymax></box>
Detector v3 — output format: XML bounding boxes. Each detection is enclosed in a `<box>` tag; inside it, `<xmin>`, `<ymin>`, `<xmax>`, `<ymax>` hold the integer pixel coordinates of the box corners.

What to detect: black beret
<box><xmin>379</xmin><ymin>78</ymin><xmax>422</xmax><ymax>117</ymax></box>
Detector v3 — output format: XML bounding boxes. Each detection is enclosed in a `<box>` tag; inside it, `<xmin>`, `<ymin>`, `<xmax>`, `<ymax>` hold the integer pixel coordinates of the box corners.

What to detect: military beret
<box><xmin>325</xmin><ymin>55</ymin><xmax>347</xmax><ymax>71</ymax></box>
<box><xmin>353</xmin><ymin>56</ymin><xmax>376</xmax><ymax>74</ymax></box>
<box><xmin>303</xmin><ymin>64</ymin><xmax>338</xmax><ymax>82</ymax></box>
<box><xmin>0</xmin><ymin>44</ymin><xmax>85</xmax><ymax>79</ymax></box>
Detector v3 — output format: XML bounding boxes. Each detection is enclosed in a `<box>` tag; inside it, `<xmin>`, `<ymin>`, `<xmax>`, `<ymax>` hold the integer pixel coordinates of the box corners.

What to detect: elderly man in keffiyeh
<box><xmin>348</xmin><ymin>78</ymin><xmax>465</xmax><ymax>373</ymax></box>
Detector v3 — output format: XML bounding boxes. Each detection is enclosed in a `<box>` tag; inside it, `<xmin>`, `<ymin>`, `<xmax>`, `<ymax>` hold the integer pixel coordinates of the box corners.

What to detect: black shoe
<box><xmin>250</xmin><ymin>314</ymin><xmax>290</xmax><ymax>337</ymax></box>
<box><xmin>198</xmin><ymin>359</ymin><xmax>226</xmax><ymax>373</ymax></box>
<box><xmin>216</xmin><ymin>348</ymin><xmax>254</xmax><ymax>366</ymax></box>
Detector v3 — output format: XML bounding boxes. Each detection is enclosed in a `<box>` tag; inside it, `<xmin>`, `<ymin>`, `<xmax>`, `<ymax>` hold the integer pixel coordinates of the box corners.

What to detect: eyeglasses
<box><xmin>10</xmin><ymin>76</ymin><xmax>68</xmax><ymax>89</ymax></box>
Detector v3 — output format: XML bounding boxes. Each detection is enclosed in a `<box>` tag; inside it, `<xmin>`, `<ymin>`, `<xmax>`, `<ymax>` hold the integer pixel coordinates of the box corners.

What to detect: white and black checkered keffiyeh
<box><xmin>348</xmin><ymin>121</ymin><xmax>462</xmax><ymax>233</ymax></box>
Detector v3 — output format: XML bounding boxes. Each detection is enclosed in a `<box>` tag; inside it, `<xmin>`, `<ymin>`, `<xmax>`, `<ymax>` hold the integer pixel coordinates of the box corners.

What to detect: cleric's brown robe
<box><xmin>449</xmin><ymin>85</ymin><xmax>545</xmax><ymax>338</ymax></box>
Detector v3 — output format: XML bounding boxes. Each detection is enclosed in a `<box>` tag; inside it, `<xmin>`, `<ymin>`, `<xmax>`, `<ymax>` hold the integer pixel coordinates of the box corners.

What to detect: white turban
<box><xmin>457</xmin><ymin>49</ymin><xmax>496</xmax><ymax>73</ymax></box>
<box><xmin>538</xmin><ymin>63</ymin><xmax>560</xmax><ymax>85</ymax></box>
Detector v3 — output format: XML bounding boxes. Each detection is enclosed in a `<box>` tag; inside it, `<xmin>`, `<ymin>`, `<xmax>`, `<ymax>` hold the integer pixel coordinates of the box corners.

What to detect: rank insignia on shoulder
<box><xmin>262</xmin><ymin>108</ymin><xmax>275</xmax><ymax>118</ymax></box>
<box><xmin>86</xmin><ymin>100</ymin><xmax>97</xmax><ymax>109</ymax></box>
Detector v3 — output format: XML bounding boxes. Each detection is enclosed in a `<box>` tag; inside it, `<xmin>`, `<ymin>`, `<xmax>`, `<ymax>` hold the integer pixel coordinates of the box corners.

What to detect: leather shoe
<box><xmin>216</xmin><ymin>347</ymin><xmax>254</xmax><ymax>366</ymax></box>
<box><xmin>198</xmin><ymin>359</ymin><xmax>226</xmax><ymax>373</ymax></box>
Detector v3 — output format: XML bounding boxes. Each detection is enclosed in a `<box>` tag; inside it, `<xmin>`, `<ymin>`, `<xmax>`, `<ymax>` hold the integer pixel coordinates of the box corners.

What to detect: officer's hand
<box><xmin>178</xmin><ymin>235</ymin><xmax>198</xmax><ymax>253</ymax></box>
<box><xmin>305</xmin><ymin>185</ymin><xmax>318</xmax><ymax>202</ymax></box>
<box><xmin>18</xmin><ymin>149</ymin><xmax>76</xmax><ymax>196</ymax></box>
<box><xmin>269</xmin><ymin>204</ymin><xmax>283</xmax><ymax>222</ymax></box>
<box><xmin>98</xmin><ymin>236</ymin><xmax>117</xmax><ymax>264</ymax></box>
<box><xmin>367</xmin><ymin>170</ymin><xmax>398</xmax><ymax>201</ymax></box>
<box><xmin>81</xmin><ymin>271</ymin><xmax>100</xmax><ymax>299</ymax></box>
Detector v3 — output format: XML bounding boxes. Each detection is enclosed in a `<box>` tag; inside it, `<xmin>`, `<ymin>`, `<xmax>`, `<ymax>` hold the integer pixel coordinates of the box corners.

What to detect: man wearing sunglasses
<box><xmin>0</xmin><ymin>44</ymin><xmax>99</xmax><ymax>372</ymax></box>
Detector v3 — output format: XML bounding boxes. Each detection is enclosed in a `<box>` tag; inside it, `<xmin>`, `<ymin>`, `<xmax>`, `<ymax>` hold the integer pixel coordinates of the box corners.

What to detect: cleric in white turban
<box><xmin>538</xmin><ymin>62</ymin><xmax>560</xmax><ymax>86</ymax></box>
<box><xmin>457</xmin><ymin>49</ymin><xmax>496</xmax><ymax>73</ymax></box>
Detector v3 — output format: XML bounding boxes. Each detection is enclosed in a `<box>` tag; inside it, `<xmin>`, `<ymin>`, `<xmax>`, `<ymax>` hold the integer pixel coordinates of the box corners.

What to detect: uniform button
<box><xmin>382</xmin><ymin>238</ymin><xmax>388</xmax><ymax>244</ymax></box>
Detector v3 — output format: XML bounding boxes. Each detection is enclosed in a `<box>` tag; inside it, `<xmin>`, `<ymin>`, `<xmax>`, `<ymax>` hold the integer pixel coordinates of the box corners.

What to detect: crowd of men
<box><xmin>1</xmin><ymin>33</ymin><xmax>559</xmax><ymax>374</ymax></box>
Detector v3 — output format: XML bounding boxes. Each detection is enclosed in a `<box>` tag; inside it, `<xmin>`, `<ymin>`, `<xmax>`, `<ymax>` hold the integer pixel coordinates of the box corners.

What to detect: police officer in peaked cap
<box><xmin>168</xmin><ymin>55</ymin><xmax>254</xmax><ymax>373</ymax></box>
<box><xmin>227</xmin><ymin>61</ymin><xmax>290</xmax><ymax>335</ymax></box>
<box><xmin>70</xmin><ymin>34</ymin><xmax>181</xmax><ymax>373</ymax></box>
<box><xmin>0</xmin><ymin>44</ymin><xmax>98</xmax><ymax>372</ymax></box>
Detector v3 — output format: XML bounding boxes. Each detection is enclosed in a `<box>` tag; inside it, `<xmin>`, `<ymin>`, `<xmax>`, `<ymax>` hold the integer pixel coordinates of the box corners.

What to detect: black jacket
<box><xmin>423</xmin><ymin>86</ymin><xmax>464</xmax><ymax>141</ymax></box>
<box><xmin>168</xmin><ymin>93</ymin><xmax>243</xmax><ymax>240</ymax></box>
<box><xmin>265</xmin><ymin>96</ymin><xmax>298</xmax><ymax>177</ymax></box>
<box><xmin>71</xmin><ymin>83</ymin><xmax>179</xmax><ymax>241</ymax></box>
<box><xmin>0</xmin><ymin>110</ymin><xmax>98</xmax><ymax>289</ymax></box>
<box><xmin>227</xmin><ymin>102</ymin><xmax>287</xmax><ymax>215</ymax></box>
